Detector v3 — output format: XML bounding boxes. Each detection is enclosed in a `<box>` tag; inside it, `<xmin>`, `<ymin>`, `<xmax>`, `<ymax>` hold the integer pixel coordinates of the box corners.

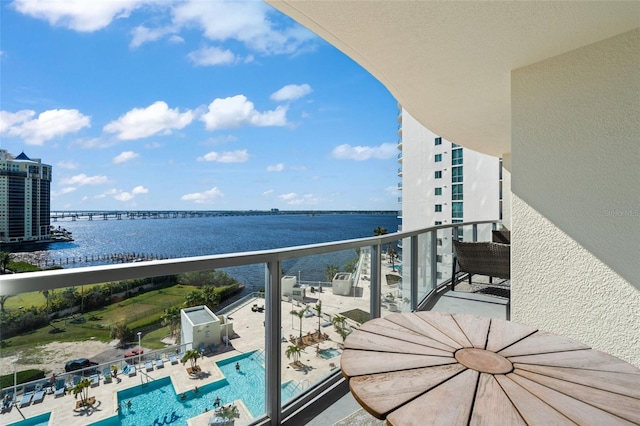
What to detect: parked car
<box><xmin>124</xmin><ymin>348</ymin><xmax>144</xmax><ymax>363</ymax></box>
<box><xmin>64</xmin><ymin>358</ymin><xmax>98</xmax><ymax>373</ymax></box>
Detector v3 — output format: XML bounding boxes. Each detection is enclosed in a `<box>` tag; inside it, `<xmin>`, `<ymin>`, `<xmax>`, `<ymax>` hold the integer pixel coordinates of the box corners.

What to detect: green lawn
<box><xmin>1</xmin><ymin>285</ymin><xmax>195</xmax><ymax>359</ymax></box>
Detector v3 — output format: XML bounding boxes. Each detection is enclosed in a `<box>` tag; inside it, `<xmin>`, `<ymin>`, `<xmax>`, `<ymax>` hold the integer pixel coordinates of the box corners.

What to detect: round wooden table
<box><xmin>340</xmin><ymin>312</ymin><xmax>640</xmax><ymax>425</ymax></box>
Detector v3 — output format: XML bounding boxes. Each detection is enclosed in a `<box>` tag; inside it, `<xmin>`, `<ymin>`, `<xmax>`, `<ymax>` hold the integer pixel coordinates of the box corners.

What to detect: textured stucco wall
<box><xmin>511</xmin><ymin>29</ymin><xmax>640</xmax><ymax>366</ymax></box>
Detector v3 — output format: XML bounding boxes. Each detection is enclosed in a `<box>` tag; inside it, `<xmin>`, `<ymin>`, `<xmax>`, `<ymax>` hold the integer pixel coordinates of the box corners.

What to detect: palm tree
<box><xmin>162</xmin><ymin>306</ymin><xmax>181</xmax><ymax>338</ymax></box>
<box><xmin>72</xmin><ymin>378</ymin><xmax>92</xmax><ymax>407</ymax></box>
<box><xmin>324</xmin><ymin>264</ymin><xmax>339</xmax><ymax>285</ymax></box>
<box><xmin>290</xmin><ymin>308</ymin><xmax>306</xmax><ymax>341</ymax></box>
<box><xmin>0</xmin><ymin>251</ymin><xmax>13</xmax><ymax>274</ymax></box>
<box><xmin>332</xmin><ymin>315</ymin><xmax>349</xmax><ymax>344</ymax></box>
<box><xmin>181</xmin><ymin>349</ymin><xmax>201</xmax><ymax>371</ymax></box>
<box><xmin>373</xmin><ymin>227</ymin><xmax>388</xmax><ymax>236</ymax></box>
<box><xmin>285</xmin><ymin>344</ymin><xmax>302</xmax><ymax>364</ymax></box>
<box><xmin>314</xmin><ymin>301</ymin><xmax>323</xmax><ymax>338</ymax></box>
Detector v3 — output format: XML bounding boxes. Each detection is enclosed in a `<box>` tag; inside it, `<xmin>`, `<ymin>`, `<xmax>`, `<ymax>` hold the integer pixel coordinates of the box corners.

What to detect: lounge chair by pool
<box><xmin>209</xmin><ymin>343</ymin><xmax>216</xmax><ymax>353</ymax></box>
<box><xmin>128</xmin><ymin>364</ymin><xmax>137</xmax><ymax>377</ymax></box>
<box><xmin>169</xmin><ymin>354</ymin><xmax>178</xmax><ymax>365</ymax></box>
<box><xmin>90</xmin><ymin>374</ymin><xmax>99</xmax><ymax>387</ymax></box>
<box><xmin>156</xmin><ymin>358</ymin><xmax>164</xmax><ymax>369</ymax></box>
<box><xmin>54</xmin><ymin>380</ymin><xmax>66</xmax><ymax>397</ymax></box>
<box><xmin>145</xmin><ymin>360</ymin><xmax>154</xmax><ymax>372</ymax></box>
<box><xmin>32</xmin><ymin>389</ymin><xmax>45</xmax><ymax>404</ymax></box>
<box><xmin>19</xmin><ymin>392</ymin><xmax>33</xmax><ymax>407</ymax></box>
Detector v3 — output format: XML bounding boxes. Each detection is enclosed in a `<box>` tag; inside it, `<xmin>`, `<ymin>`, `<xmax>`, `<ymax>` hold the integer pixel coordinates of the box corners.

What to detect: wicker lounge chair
<box><xmin>452</xmin><ymin>240</ymin><xmax>510</xmax><ymax>289</ymax></box>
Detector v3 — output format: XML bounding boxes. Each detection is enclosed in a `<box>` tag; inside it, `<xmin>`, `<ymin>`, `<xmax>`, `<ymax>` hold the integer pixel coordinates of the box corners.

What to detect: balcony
<box><xmin>0</xmin><ymin>221</ymin><xmax>505</xmax><ymax>425</ymax></box>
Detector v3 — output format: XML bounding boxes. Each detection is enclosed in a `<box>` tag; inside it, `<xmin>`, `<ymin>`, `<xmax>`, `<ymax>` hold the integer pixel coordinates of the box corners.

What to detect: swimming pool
<box><xmin>318</xmin><ymin>348</ymin><xmax>341</xmax><ymax>359</ymax></box>
<box><xmin>90</xmin><ymin>351</ymin><xmax>297</xmax><ymax>426</ymax></box>
<box><xmin>7</xmin><ymin>412</ymin><xmax>50</xmax><ymax>426</ymax></box>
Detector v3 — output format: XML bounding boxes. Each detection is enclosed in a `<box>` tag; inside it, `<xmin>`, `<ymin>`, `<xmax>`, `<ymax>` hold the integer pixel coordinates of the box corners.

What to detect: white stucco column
<box><xmin>510</xmin><ymin>29</ymin><xmax>640</xmax><ymax>366</ymax></box>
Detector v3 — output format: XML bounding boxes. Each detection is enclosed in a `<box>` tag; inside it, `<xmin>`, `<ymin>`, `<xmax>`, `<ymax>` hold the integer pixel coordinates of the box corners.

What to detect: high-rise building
<box><xmin>0</xmin><ymin>150</ymin><xmax>52</xmax><ymax>245</ymax></box>
<box><xmin>397</xmin><ymin>107</ymin><xmax>501</xmax><ymax>231</ymax></box>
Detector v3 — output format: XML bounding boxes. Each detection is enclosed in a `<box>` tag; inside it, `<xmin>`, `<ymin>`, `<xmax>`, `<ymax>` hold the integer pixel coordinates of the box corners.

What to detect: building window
<box><xmin>436</xmin><ymin>254</ymin><xmax>443</xmax><ymax>262</ymax></box>
<box><xmin>437</xmin><ymin>238</ymin><xmax>443</xmax><ymax>246</ymax></box>
<box><xmin>435</xmin><ymin>204</ymin><xmax>442</xmax><ymax>212</ymax></box>
<box><xmin>435</xmin><ymin>137</ymin><xmax>442</xmax><ymax>145</ymax></box>
<box><xmin>452</xmin><ymin>202</ymin><xmax>463</xmax><ymax>218</ymax></box>
<box><xmin>435</xmin><ymin>221</ymin><xmax>442</xmax><ymax>226</ymax></box>
<box><xmin>452</xmin><ymin>166</ymin><xmax>463</xmax><ymax>183</ymax></box>
<box><xmin>452</xmin><ymin>148</ymin><xmax>463</xmax><ymax>165</ymax></box>
<box><xmin>435</xmin><ymin>187</ymin><xmax>442</xmax><ymax>196</ymax></box>
<box><xmin>434</xmin><ymin>154</ymin><xmax>442</xmax><ymax>162</ymax></box>
<box><xmin>452</xmin><ymin>184</ymin><xmax>463</xmax><ymax>200</ymax></box>
<box><xmin>435</xmin><ymin>171</ymin><xmax>442</xmax><ymax>179</ymax></box>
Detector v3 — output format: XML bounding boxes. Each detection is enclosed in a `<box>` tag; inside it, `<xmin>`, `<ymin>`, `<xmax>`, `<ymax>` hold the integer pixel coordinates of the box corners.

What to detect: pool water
<box><xmin>8</xmin><ymin>412</ymin><xmax>50</xmax><ymax>426</ymax></box>
<box><xmin>90</xmin><ymin>351</ymin><xmax>296</xmax><ymax>426</ymax></box>
<box><xmin>318</xmin><ymin>348</ymin><xmax>341</xmax><ymax>359</ymax></box>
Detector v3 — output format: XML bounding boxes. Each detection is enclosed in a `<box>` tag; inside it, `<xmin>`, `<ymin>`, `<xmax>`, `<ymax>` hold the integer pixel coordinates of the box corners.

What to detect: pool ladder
<box><xmin>291</xmin><ymin>379</ymin><xmax>309</xmax><ymax>394</ymax></box>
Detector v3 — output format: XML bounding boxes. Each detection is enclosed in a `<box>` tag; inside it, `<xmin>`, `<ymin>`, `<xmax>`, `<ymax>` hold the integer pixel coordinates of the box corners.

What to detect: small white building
<box><xmin>332</xmin><ymin>272</ymin><xmax>353</xmax><ymax>296</ymax></box>
<box><xmin>180</xmin><ymin>306</ymin><xmax>225</xmax><ymax>351</ymax></box>
<box><xmin>282</xmin><ymin>275</ymin><xmax>306</xmax><ymax>301</ymax></box>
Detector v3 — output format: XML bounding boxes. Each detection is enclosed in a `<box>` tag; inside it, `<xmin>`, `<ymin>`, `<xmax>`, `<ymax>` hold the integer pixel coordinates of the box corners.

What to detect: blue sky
<box><xmin>0</xmin><ymin>0</ymin><xmax>400</xmax><ymax>211</ymax></box>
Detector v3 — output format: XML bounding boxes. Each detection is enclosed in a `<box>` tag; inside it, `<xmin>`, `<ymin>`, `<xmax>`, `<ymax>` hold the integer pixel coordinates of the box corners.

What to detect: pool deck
<box><xmin>3</xmin><ymin>254</ymin><xmax>506</xmax><ymax>426</ymax></box>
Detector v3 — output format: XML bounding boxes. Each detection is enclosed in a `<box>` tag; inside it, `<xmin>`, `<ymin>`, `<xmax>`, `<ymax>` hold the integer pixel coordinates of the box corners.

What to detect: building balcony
<box><xmin>1</xmin><ymin>221</ymin><xmax>507</xmax><ymax>425</ymax></box>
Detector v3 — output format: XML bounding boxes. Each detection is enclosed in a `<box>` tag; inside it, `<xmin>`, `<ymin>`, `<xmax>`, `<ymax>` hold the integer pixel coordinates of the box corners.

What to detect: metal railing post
<box><xmin>410</xmin><ymin>236</ymin><xmax>418</xmax><ymax>311</ymax></box>
<box><xmin>370</xmin><ymin>244</ymin><xmax>382</xmax><ymax>319</ymax></box>
<box><xmin>430</xmin><ymin>230</ymin><xmax>438</xmax><ymax>292</ymax></box>
<box><xmin>265</xmin><ymin>260</ymin><xmax>282</xmax><ymax>425</ymax></box>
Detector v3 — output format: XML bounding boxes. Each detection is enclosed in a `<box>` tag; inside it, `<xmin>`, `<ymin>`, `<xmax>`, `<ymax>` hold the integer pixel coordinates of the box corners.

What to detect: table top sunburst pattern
<box><xmin>340</xmin><ymin>312</ymin><xmax>640</xmax><ymax>426</ymax></box>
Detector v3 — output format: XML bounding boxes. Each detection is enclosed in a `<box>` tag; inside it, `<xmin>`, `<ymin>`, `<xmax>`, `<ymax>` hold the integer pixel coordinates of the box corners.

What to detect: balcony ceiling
<box><xmin>266</xmin><ymin>1</ymin><xmax>639</xmax><ymax>157</ymax></box>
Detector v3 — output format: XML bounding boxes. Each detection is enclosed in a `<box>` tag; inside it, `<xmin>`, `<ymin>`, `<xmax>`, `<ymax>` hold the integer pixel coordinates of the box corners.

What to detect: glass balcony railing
<box><xmin>0</xmin><ymin>220</ymin><xmax>498</xmax><ymax>425</ymax></box>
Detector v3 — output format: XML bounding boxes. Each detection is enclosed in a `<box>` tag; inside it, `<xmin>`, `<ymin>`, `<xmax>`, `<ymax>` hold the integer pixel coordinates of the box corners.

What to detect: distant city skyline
<box><xmin>0</xmin><ymin>0</ymin><xmax>399</xmax><ymax>211</ymax></box>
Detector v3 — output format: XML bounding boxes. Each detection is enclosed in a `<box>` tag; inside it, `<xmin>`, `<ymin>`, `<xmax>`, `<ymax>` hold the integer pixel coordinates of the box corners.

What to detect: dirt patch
<box><xmin>0</xmin><ymin>340</ymin><xmax>129</xmax><ymax>376</ymax></box>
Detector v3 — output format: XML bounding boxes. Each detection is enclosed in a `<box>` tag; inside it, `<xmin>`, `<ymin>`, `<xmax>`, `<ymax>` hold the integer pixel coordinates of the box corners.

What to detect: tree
<box><xmin>290</xmin><ymin>308</ymin><xmax>306</xmax><ymax>340</ymax></box>
<box><xmin>161</xmin><ymin>306</ymin><xmax>181</xmax><ymax>338</ymax></box>
<box><xmin>332</xmin><ymin>315</ymin><xmax>349</xmax><ymax>344</ymax></box>
<box><xmin>285</xmin><ymin>344</ymin><xmax>302</xmax><ymax>364</ymax></box>
<box><xmin>314</xmin><ymin>301</ymin><xmax>323</xmax><ymax>338</ymax></box>
<box><xmin>181</xmin><ymin>349</ymin><xmax>201</xmax><ymax>371</ymax></box>
<box><xmin>324</xmin><ymin>264</ymin><xmax>339</xmax><ymax>284</ymax></box>
<box><xmin>387</xmin><ymin>247</ymin><xmax>398</xmax><ymax>269</ymax></box>
<box><xmin>0</xmin><ymin>251</ymin><xmax>13</xmax><ymax>274</ymax></box>
<box><xmin>110</xmin><ymin>322</ymin><xmax>134</xmax><ymax>347</ymax></box>
<box><xmin>373</xmin><ymin>227</ymin><xmax>388</xmax><ymax>236</ymax></box>
<box><xmin>0</xmin><ymin>295</ymin><xmax>12</xmax><ymax>313</ymax></box>
<box><xmin>72</xmin><ymin>378</ymin><xmax>92</xmax><ymax>406</ymax></box>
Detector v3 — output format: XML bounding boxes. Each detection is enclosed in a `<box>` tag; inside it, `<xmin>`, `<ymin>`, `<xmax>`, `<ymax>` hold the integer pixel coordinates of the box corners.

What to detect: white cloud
<box><xmin>57</xmin><ymin>161</ymin><xmax>78</xmax><ymax>170</ymax></box>
<box><xmin>188</xmin><ymin>46</ymin><xmax>237</xmax><ymax>66</ymax></box>
<box><xmin>60</xmin><ymin>174</ymin><xmax>108</xmax><ymax>186</ymax></box>
<box><xmin>130</xmin><ymin>25</ymin><xmax>174</xmax><ymax>49</ymax></box>
<box><xmin>263</xmin><ymin>189</ymin><xmax>274</xmax><ymax>196</ymax></box>
<box><xmin>104</xmin><ymin>101</ymin><xmax>194</xmax><ymax>140</ymax></box>
<box><xmin>200</xmin><ymin>95</ymin><xmax>287</xmax><ymax>130</ymax></box>
<box><xmin>278</xmin><ymin>192</ymin><xmax>297</xmax><ymax>201</ymax></box>
<box><xmin>168</xmin><ymin>35</ymin><xmax>184</xmax><ymax>44</ymax></box>
<box><xmin>172</xmin><ymin>1</ymin><xmax>315</xmax><ymax>55</ymax></box>
<box><xmin>132</xmin><ymin>185</ymin><xmax>148</xmax><ymax>194</ymax></box>
<box><xmin>99</xmin><ymin>185</ymin><xmax>148</xmax><ymax>202</ymax></box>
<box><xmin>115</xmin><ymin>192</ymin><xmax>135</xmax><ymax>201</ymax></box>
<box><xmin>266</xmin><ymin>163</ymin><xmax>284</xmax><ymax>172</ymax></box>
<box><xmin>181</xmin><ymin>187</ymin><xmax>224</xmax><ymax>204</ymax></box>
<box><xmin>0</xmin><ymin>109</ymin><xmax>90</xmax><ymax>145</ymax></box>
<box><xmin>113</xmin><ymin>151</ymin><xmax>139</xmax><ymax>164</ymax></box>
<box><xmin>197</xmin><ymin>150</ymin><xmax>248</xmax><ymax>163</ymax></box>
<box><xmin>52</xmin><ymin>187</ymin><xmax>77</xmax><ymax>196</ymax></box>
<box><xmin>331</xmin><ymin>143</ymin><xmax>397</xmax><ymax>161</ymax></box>
<box><xmin>270</xmin><ymin>84</ymin><xmax>312</xmax><ymax>102</ymax></box>
<box><xmin>12</xmin><ymin>0</ymin><xmax>148</xmax><ymax>32</ymax></box>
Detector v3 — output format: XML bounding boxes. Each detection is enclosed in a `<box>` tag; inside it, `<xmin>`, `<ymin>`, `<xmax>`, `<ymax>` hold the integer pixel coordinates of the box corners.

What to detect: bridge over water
<box><xmin>50</xmin><ymin>210</ymin><xmax>397</xmax><ymax>221</ymax></box>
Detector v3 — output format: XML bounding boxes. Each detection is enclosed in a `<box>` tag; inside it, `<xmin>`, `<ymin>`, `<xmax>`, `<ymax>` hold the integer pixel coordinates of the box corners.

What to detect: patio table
<box><xmin>341</xmin><ymin>312</ymin><xmax>639</xmax><ymax>425</ymax></box>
